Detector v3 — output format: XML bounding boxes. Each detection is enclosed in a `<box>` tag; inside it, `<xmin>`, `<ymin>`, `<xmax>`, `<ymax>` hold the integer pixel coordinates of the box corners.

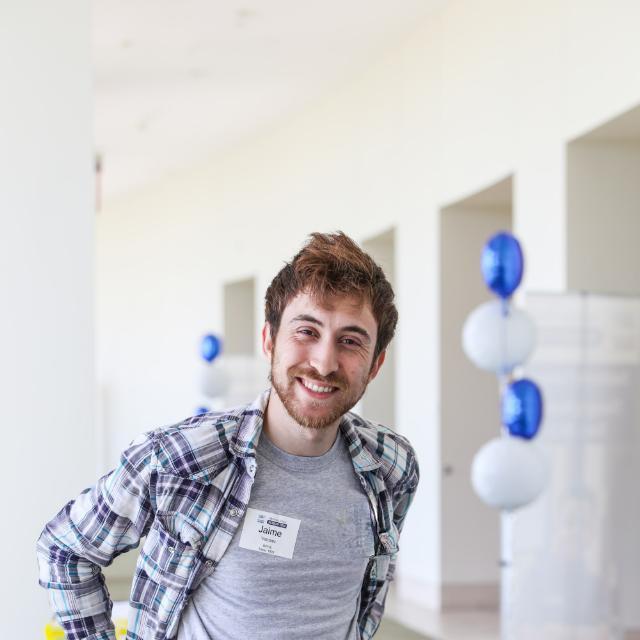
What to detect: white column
<box><xmin>0</xmin><ymin>3</ymin><xmax>93</xmax><ymax>637</ymax></box>
<box><xmin>393</xmin><ymin>212</ymin><xmax>442</xmax><ymax>609</ymax></box>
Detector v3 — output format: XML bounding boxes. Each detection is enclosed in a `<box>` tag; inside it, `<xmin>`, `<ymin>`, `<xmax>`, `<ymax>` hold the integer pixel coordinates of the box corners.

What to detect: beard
<box><xmin>270</xmin><ymin>357</ymin><xmax>369</xmax><ymax>430</ymax></box>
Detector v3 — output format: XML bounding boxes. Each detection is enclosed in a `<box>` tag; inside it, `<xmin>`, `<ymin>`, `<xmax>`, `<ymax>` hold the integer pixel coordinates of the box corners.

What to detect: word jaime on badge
<box><xmin>239</xmin><ymin>508</ymin><xmax>301</xmax><ymax>559</ymax></box>
<box><xmin>258</xmin><ymin>518</ymin><xmax>287</xmax><ymax>537</ymax></box>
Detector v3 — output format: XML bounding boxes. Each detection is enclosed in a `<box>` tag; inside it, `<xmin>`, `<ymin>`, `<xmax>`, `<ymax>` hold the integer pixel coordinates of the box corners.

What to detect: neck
<box><xmin>262</xmin><ymin>388</ymin><xmax>340</xmax><ymax>456</ymax></box>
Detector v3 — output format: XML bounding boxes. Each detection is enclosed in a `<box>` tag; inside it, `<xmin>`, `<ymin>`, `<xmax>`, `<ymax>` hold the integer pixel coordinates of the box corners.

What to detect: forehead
<box><xmin>282</xmin><ymin>291</ymin><xmax>376</xmax><ymax>329</ymax></box>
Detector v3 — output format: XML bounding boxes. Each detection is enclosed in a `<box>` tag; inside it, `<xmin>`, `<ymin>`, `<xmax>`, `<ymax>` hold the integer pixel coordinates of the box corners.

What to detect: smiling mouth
<box><xmin>296</xmin><ymin>377</ymin><xmax>339</xmax><ymax>396</ymax></box>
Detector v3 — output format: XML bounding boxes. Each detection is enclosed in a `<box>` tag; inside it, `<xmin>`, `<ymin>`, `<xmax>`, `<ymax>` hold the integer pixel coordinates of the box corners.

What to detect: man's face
<box><xmin>262</xmin><ymin>291</ymin><xmax>385</xmax><ymax>430</ymax></box>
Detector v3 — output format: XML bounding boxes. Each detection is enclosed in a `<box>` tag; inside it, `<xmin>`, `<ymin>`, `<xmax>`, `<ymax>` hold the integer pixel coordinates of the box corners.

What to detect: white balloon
<box><xmin>471</xmin><ymin>436</ymin><xmax>549</xmax><ymax>511</ymax></box>
<box><xmin>200</xmin><ymin>360</ymin><xmax>230</xmax><ymax>399</ymax></box>
<box><xmin>462</xmin><ymin>300</ymin><xmax>536</xmax><ymax>373</ymax></box>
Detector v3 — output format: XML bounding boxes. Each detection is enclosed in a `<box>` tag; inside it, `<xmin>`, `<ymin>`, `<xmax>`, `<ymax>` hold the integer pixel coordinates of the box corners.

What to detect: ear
<box><xmin>367</xmin><ymin>350</ymin><xmax>386</xmax><ymax>382</ymax></box>
<box><xmin>261</xmin><ymin>322</ymin><xmax>274</xmax><ymax>360</ymax></box>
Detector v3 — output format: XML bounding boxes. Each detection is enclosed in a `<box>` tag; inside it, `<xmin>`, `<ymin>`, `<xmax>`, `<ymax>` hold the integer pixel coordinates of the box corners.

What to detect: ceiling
<box><xmin>93</xmin><ymin>0</ymin><xmax>444</xmax><ymax>203</ymax></box>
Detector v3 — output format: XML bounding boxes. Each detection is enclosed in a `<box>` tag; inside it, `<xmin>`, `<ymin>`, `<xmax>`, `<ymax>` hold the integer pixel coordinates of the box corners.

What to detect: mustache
<box><xmin>289</xmin><ymin>367</ymin><xmax>346</xmax><ymax>389</ymax></box>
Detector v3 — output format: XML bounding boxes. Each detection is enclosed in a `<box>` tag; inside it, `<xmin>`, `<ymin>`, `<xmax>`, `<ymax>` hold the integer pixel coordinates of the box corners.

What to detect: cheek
<box><xmin>276</xmin><ymin>342</ymin><xmax>309</xmax><ymax>367</ymax></box>
<box><xmin>343</xmin><ymin>361</ymin><xmax>370</xmax><ymax>384</ymax></box>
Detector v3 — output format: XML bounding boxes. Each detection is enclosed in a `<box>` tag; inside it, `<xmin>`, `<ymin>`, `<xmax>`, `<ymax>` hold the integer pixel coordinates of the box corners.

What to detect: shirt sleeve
<box><xmin>36</xmin><ymin>432</ymin><xmax>157</xmax><ymax>640</ymax></box>
<box><xmin>361</xmin><ymin>439</ymin><xmax>420</xmax><ymax>639</ymax></box>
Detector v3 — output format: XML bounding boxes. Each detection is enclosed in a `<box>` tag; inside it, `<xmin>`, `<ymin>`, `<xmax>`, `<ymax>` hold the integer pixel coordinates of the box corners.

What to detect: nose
<box><xmin>308</xmin><ymin>338</ymin><xmax>339</xmax><ymax>378</ymax></box>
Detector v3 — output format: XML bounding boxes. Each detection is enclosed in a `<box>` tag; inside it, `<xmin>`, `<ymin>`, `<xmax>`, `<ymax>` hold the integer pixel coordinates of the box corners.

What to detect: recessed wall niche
<box><xmin>439</xmin><ymin>175</ymin><xmax>513</xmax><ymax>610</ymax></box>
<box><xmin>223</xmin><ymin>277</ymin><xmax>256</xmax><ymax>356</ymax></box>
<box><xmin>567</xmin><ymin>105</ymin><xmax>640</xmax><ymax>297</ymax></box>
<box><xmin>361</xmin><ymin>228</ymin><xmax>396</xmax><ymax>428</ymax></box>
<box><xmin>567</xmin><ymin>104</ymin><xmax>640</xmax><ymax>638</ymax></box>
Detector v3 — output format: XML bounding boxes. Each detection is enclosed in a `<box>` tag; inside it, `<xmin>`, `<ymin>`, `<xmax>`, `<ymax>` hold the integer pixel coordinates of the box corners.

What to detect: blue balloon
<box><xmin>201</xmin><ymin>334</ymin><xmax>221</xmax><ymax>362</ymax></box>
<box><xmin>481</xmin><ymin>232</ymin><xmax>524</xmax><ymax>299</ymax></box>
<box><xmin>502</xmin><ymin>379</ymin><xmax>543</xmax><ymax>440</ymax></box>
<box><xmin>195</xmin><ymin>406</ymin><xmax>210</xmax><ymax>416</ymax></box>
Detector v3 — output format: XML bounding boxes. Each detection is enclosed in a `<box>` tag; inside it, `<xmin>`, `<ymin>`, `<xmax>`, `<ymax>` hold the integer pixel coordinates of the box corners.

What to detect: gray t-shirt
<box><xmin>177</xmin><ymin>429</ymin><xmax>375</xmax><ymax>639</ymax></box>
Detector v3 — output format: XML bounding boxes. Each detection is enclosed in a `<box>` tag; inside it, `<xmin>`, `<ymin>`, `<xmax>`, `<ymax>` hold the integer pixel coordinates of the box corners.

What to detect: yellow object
<box><xmin>114</xmin><ymin>617</ymin><xmax>128</xmax><ymax>639</ymax></box>
<box><xmin>44</xmin><ymin>619</ymin><xmax>128</xmax><ymax>639</ymax></box>
<box><xmin>44</xmin><ymin>622</ymin><xmax>64</xmax><ymax>640</ymax></box>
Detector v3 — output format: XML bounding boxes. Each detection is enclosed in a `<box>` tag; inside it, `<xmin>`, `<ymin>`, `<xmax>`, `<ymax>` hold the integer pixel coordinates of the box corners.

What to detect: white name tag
<box><xmin>238</xmin><ymin>508</ymin><xmax>301</xmax><ymax>559</ymax></box>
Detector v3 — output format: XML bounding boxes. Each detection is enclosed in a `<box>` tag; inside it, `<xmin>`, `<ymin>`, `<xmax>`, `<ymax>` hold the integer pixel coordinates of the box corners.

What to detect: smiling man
<box><xmin>37</xmin><ymin>232</ymin><xmax>419</xmax><ymax>640</ymax></box>
<box><xmin>264</xmin><ymin>293</ymin><xmax>383</xmax><ymax>453</ymax></box>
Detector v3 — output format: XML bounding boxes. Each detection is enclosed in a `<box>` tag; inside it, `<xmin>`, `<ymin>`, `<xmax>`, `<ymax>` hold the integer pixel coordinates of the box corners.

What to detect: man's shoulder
<box><xmin>145</xmin><ymin>403</ymin><xmax>251</xmax><ymax>481</ymax></box>
<box><xmin>345</xmin><ymin>412</ymin><xmax>406</xmax><ymax>443</ymax></box>
<box><xmin>343</xmin><ymin>412</ymin><xmax>419</xmax><ymax>491</ymax></box>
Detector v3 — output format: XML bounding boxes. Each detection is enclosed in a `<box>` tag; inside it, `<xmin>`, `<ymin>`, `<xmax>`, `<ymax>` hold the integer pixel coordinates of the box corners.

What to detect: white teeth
<box><xmin>301</xmin><ymin>378</ymin><xmax>334</xmax><ymax>393</ymax></box>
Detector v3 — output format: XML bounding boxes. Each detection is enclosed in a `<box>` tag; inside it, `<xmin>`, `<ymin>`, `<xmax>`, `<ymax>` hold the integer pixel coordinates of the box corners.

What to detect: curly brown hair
<box><xmin>264</xmin><ymin>231</ymin><xmax>397</xmax><ymax>363</ymax></box>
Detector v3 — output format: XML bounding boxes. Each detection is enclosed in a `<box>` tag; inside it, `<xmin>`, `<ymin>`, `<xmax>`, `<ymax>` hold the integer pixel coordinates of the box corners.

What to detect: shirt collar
<box><xmin>339</xmin><ymin>412</ymin><xmax>382</xmax><ymax>472</ymax></box>
<box><xmin>231</xmin><ymin>389</ymin><xmax>382</xmax><ymax>472</ymax></box>
<box><xmin>230</xmin><ymin>389</ymin><xmax>270</xmax><ymax>459</ymax></box>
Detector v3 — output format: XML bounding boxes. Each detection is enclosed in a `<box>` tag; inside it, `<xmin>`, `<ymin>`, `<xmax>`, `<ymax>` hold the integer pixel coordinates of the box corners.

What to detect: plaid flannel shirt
<box><xmin>37</xmin><ymin>390</ymin><xmax>419</xmax><ymax>640</ymax></box>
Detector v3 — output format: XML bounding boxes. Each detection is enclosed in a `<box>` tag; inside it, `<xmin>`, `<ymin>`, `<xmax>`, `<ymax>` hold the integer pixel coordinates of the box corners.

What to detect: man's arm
<box><xmin>36</xmin><ymin>432</ymin><xmax>157</xmax><ymax>640</ymax></box>
<box><xmin>361</xmin><ymin>440</ymin><xmax>420</xmax><ymax>639</ymax></box>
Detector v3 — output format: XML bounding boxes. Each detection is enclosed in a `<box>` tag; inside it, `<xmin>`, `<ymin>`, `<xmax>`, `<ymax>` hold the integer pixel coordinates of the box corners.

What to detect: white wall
<box><xmin>0</xmin><ymin>2</ymin><xmax>93</xmax><ymax>636</ymax></box>
<box><xmin>97</xmin><ymin>0</ymin><xmax>640</xmax><ymax>609</ymax></box>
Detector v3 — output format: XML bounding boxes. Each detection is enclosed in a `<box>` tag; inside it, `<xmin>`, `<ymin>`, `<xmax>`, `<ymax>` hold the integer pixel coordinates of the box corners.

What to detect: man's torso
<box><xmin>177</xmin><ymin>429</ymin><xmax>375</xmax><ymax>639</ymax></box>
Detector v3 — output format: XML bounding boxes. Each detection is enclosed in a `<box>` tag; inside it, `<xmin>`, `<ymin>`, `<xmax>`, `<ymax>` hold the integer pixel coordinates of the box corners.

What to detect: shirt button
<box><xmin>229</xmin><ymin>507</ymin><xmax>239</xmax><ymax>517</ymax></box>
<box><xmin>205</xmin><ymin>560</ymin><xmax>214</xmax><ymax>568</ymax></box>
<box><xmin>167</xmin><ymin>546</ymin><xmax>175</xmax><ymax>554</ymax></box>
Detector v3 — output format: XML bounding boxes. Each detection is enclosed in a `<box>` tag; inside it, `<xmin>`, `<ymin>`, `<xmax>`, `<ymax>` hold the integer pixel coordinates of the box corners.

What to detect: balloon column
<box><xmin>197</xmin><ymin>333</ymin><xmax>229</xmax><ymax>413</ymax></box>
<box><xmin>463</xmin><ymin>231</ymin><xmax>547</xmax><ymax>509</ymax></box>
<box><xmin>462</xmin><ymin>231</ymin><xmax>548</xmax><ymax>639</ymax></box>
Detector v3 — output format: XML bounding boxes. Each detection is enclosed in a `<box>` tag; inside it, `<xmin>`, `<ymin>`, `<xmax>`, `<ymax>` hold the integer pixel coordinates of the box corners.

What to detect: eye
<box><xmin>297</xmin><ymin>327</ymin><xmax>317</xmax><ymax>337</ymax></box>
<box><xmin>340</xmin><ymin>337</ymin><xmax>361</xmax><ymax>347</ymax></box>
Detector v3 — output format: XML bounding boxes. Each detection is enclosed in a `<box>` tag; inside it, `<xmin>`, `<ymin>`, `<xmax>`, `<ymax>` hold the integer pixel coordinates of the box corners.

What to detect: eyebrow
<box><xmin>290</xmin><ymin>314</ymin><xmax>372</xmax><ymax>343</ymax></box>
